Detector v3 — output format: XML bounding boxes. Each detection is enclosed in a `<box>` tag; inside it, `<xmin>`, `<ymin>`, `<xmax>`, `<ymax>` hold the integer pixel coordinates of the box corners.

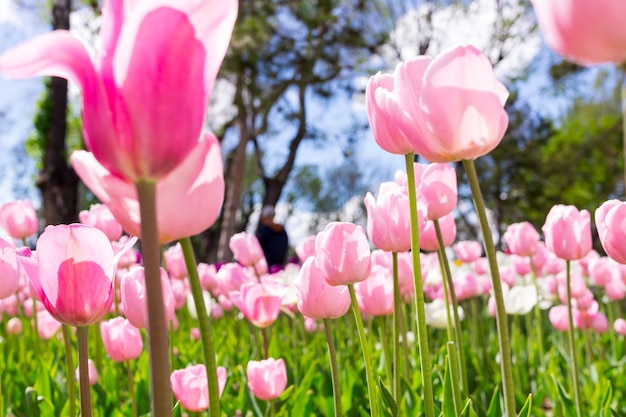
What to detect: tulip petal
<box><xmin>108</xmin><ymin>7</ymin><xmax>205</xmax><ymax>180</ymax></box>
<box><xmin>0</xmin><ymin>31</ymin><xmax>98</xmax><ymax>101</ymax></box>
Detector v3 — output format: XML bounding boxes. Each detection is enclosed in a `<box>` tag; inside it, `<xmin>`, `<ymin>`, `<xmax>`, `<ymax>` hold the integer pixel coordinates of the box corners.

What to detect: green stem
<box><xmin>565</xmin><ymin>261</ymin><xmax>583</xmax><ymax>417</ymax></box>
<box><xmin>434</xmin><ymin>219</ymin><xmax>468</xmax><ymax>395</ymax></box>
<box><xmin>349</xmin><ymin>284</ymin><xmax>379</xmax><ymax>417</ymax></box>
<box><xmin>62</xmin><ymin>325</ymin><xmax>77</xmax><ymax>417</ymax></box>
<box><xmin>462</xmin><ymin>159</ymin><xmax>515</xmax><ymax>417</ymax></box>
<box><xmin>404</xmin><ymin>153</ymin><xmax>435</xmax><ymax>417</ymax></box>
<box><xmin>446</xmin><ymin>341</ymin><xmax>463</xmax><ymax>416</ymax></box>
<box><xmin>77</xmin><ymin>326</ymin><xmax>93</xmax><ymax>417</ymax></box>
<box><xmin>392</xmin><ymin>252</ymin><xmax>401</xmax><ymax>400</ymax></box>
<box><xmin>399</xmin><ymin>300</ymin><xmax>411</xmax><ymax>381</ymax></box>
<box><xmin>32</xmin><ymin>296</ymin><xmax>40</xmax><ymax>355</ymax></box>
<box><xmin>136</xmin><ymin>180</ymin><xmax>172</xmax><ymax>417</ymax></box>
<box><xmin>530</xmin><ymin>261</ymin><xmax>545</xmax><ymax>367</ymax></box>
<box><xmin>180</xmin><ymin>237</ymin><xmax>221</xmax><ymax>416</ymax></box>
<box><xmin>323</xmin><ymin>318</ymin><xmax>342</xmax><ymax>417</ymax></box>
<box><xmin>127</xmin><ymin>361</ymin><xmax>138</xmax><ymax>417</ymax></box>
<box><xmin>605</xmin><ymin>291</ymin><xmax>618</xmax><ymax>363</ymax></box>
<box><xmin>262</xmin><ymin>328</ymin><xmax>270</xmax><ymax>359</ymax></box>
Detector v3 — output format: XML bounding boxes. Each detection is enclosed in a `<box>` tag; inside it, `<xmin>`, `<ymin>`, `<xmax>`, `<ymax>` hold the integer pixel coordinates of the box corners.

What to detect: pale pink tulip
<box><xmin>364</xmin><ymin>182</ymin><xmax>413</xmax><ymax>253</ymax></box>
<box><xmin>531</xmin><ymin>0</ymin><xmax>626</xmax><ymax>64</ymax></box>
<box><xmin>416</xmin><ymin>162</ymin><xmax>458</xmax><ymax>220</ymax></box>
<box><xmin>315</xmin><ymin>222</ymin><xmax>371</xmax><ymax>286</ymax></box>
<box><xmin>513</xmin><ymin>255</ymin><xmax>531</xmax><ymax>276</ymax></box>
<box><xmin>596</xmin><ymin>200</ymin><xmax>626</xmax><ymax>264</ymax></box>
<box><xmin>420</xmin><ymin>213</ymin><xmax>456</xmax><ymax>252</ymax></box>
<box><xmin>229</xmin><ymin>232</ymin><xmax>265</xmax><ymax>267</ymax></box>
<box><xmin>171</xmin><ymin>364</ymin><xmax>226</xmax><ymax>412</ymax></box>
<box><xmin>0</xmin><ymin>0</ymin><xmax>237</xmax><ymax>182</ymax></box>
<box><xmin>120</xmin><ymin>266</ymin><xmax>175</xmax><ymax>329</ymax></box>
<box><xmin>294</xmin><ymin>258</ymin><xmax>350</xmax><ymax>320</ymax></box>
<box><xmin>214</xmin><ymin>263</ymin><xmax>254</xmax><ymax>298</ymax></box>
<box><xmin>230</xmin><ymin>282</ymin><xmax>282</xmax><ymax>328</ymax></box>
<box><xmin>79</xmin><ymin>203</ymin><xmax>123</xmax><ymax>242</ymax></box>
<box><xmin>394</xmin><ymin>45</ymin><xmax>508</xmax><ymax>162</ymax></box>
<box><xmin>100</xmin><ymin>317</ymin><xmax>143</xmax><ymax>362</ymax></box>
<box><xmin>76</xmin><ymin>359</ymin><xmax>99</xmax><ymax>386</ymax></box>
<box><xmin>0</xmin><ymin>200</ymin><xmax>38</xmax><ymax>240</ymax></box>
<box><xmin>197</xmin><ymin>262</ymin><xmax>219</xmax><ymax>292</ymax></box>
<box><xmin>246</xmin><ymin>358</ymin><xmax>288</xmax><ymax>401</ymax></box>
<box><xmin>17</xmin><ymin>224</ymin><xmax>114</xmax><ymax>326</ymax></box>
<box><xmin>614</xmin><ymin>318</ymin><xmax>626</xmax><ymax>336</ymax></box>
<box><xmin>71</xmin><ymin>132</ymin><xmax>224</xmax><ymax>244</ymax></box>
<box><xmin>605</xmin><ymin>278</ymin><xmax>626</xmax><ymax>301</ymax></box>
<box><xmin>295</xmin><ymin>236</ymin><xmax>316</xmax><ymax>263</ymax></box>
<box><xmin>542</xmin><ymin>205</ymin><xmax>591</xmax><ymax>261</ymax></box>
<box><xmin>503</xmin><ymin>222</ymin><xmax>540</xmax><ymax>257</ymax></box>
<box><xmin>164</xmin><ymin>243</ymin><xmax>188</xmax><ymax>279</ymax></box>
<box><xmin>6</xmin><ymin>317</ymin><xmax>22</xmax><ymax>335</ymax></box>
<box><xmin>354</xmin><ymin>265</ymin><xmax>394</xmax><ymax>317</ymax></box>
<box><xmin>453</xmin><ymin>241</ymin><xmax>482</xmax><ymax>263</ymax></box>
<box><xmin>37</xmin><ymin>309</ymin><xmax>62</xmax><ymax>339</ymax></box>
<box><xmin>365</xmin><ymin>70</ymin><xmax>417</xmax><ymax>155</ymax></box>
<box><xmin>0</xmin><ymin>237</ymin><xmax>20</xmax><ymax>299</ymax></box>
<box><xmin>549</xmin><ymin>305</ymin><xmax>570</xmax><ymax>332</ymax></box>
<box><xmin>588</xmin><ymin>257</ymin><xmax>616</xmax><ymax>286</ymax></box>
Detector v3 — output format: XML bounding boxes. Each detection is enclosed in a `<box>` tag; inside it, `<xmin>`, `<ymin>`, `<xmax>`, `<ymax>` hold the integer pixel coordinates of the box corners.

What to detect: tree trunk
<box><xmin>216</xmin><ymin>119</ymin><xmax>249</xmax><ymax>262</ymax></box>
<box><xmin>37</xmin><ymin>0</ymin><xmax>79</xmax><ymax>226</ymax></box>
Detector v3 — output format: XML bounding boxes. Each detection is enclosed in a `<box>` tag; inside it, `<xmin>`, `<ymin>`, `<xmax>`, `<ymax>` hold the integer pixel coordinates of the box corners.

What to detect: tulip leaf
<box><xmin>517</xmin><ymin>394</ymin><xmax>532</xmax><ymax>417</ymax></box>
<box><xmin>24</xmin><ymin>387</ymin><xmax>41</xmax><ymax>417</ymax></box>
<box><xmin>551</xmin><ymin>374</ymin><xmax>576</xmax><ymax>417</ymax></box>
<box><xmin>441</xmin><ymin>356</ymin><xmax>456</xmax><ymax>417</ymax></box>
<box><xmin>486</xmin><ymin>385</ymin><xmax>502</xmax><ymax>417</ymax></box>
<box><xmin>460</xmin><ymin>399</ymin><xmax>479</xmax><ymax>417</ymax></box>
<box><xmin>377</xmin><ymin>377</ymin><xmax>398</xmax><ymax>417</ymax></box>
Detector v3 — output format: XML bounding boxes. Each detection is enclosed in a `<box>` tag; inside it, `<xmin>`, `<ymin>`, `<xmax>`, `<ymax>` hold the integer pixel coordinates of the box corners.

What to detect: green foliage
<box><xmin>24</xmin><ymin>78</ymin><xmax>84</xmax><ymax>171</ymax></box>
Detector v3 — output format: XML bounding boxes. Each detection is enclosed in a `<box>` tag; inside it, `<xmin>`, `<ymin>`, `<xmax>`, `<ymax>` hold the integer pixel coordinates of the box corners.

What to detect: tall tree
<box><xmin>207</xmin><ymin>0</ymin><xmax>391</xmax><ymax>261</ymax></box>
<box><xmin>35</xmin><ymin>0</ymin><xmax>79</xmax><ymax>226</ymax></box>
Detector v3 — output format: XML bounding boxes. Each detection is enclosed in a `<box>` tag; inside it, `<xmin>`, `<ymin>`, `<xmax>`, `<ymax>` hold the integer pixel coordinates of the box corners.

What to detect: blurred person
<box><xmin>257</xmin><ymin>205</ymin><xmax>288</xmax><ymax>270</ymax></box>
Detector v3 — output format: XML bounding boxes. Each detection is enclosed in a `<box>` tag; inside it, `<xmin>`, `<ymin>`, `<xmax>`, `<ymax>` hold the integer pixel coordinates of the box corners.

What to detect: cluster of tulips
<box><xmin>0</xmin><ymin>0</ymin><xmax>626</xmax><ymax>415</ymax></box>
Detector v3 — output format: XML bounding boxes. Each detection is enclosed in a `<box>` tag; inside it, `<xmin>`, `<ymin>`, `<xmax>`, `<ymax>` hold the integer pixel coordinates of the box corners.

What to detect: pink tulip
<box><xmin>71</xmin><ymin>132</ymin><xmax>224</xmax><ymax>244</ymax></box>
<box><xmin>354</xmin><ymin>265</ymin><xmax>394</xmax><ymax>317</ymax></box>
<box><xmin>295</xmin><ymin>236</ymin><xmax>316</xmax><ymax>263</ymax></box>
<box><xmin>17</xmin><ymin>224</ymin><xmax>114</xmax><ymax>326</ymax></box>
<box><xmin>230</xmin><ymin>282</ymin><xmax>282</xmax><ymax>328</ymax></box>
<box><xmin>415</xmin><ymin>162</ymin><xmax>458</xmax><ymax>220</ymax></box>
<box><xmin>549</xmin><ymin>305</ymin><xmax>570</xmax><ymax>332</ymax></box>
<box><xmin>315</xmin><ymin>222</ymin><xmax>371</xmax><ymax>286</ymax></box>
<box><xmin>420</xmin><ymin>213</ymin><xmax>456</xmax><ymax>252</ymax></box>
<box><xmin>246</xmin><ymin>358</ymin><xmax>288</xmax><ymax>401</ymax></box>
<box><xmin>0</xmin><ymin>0</ymin><xmax>237</xmax><ymax>182</ymax></box>
<box><xmin>453</xmin><ymin>272</ymin><xmax>480</xmax><ymax>301</ymax></box>
<box><xmin>513</xmin><ymin>255</ymin><xmax>531</xmax><ymax>276</ymax></box>
<box><xmin>396</xmin><ymin>251</ymin><xmax>415</xmax><ymax>298</ymax></box>
<box><xmin>365</xmin><ymin>70</ymin><xmax>416</xmax><ymax>155</ymax></box>
<box><xmin>37</xmin><ymin>309</ymin><xmax>62</xmax><ymax>340</ymax></box>
<box><xmin>76</xmin><ymin>359</ymin><xmax>99</xmax><ymax>386</ymax></box>
<box><xmin>503</xmin><ymin>222</ymin><xmax>540</xmax><ymax>257</ymax></box>
<box><xmin>531</xmin><ymin>0</ymin><xmax>626</xmax><ymax>64</ymax></box>
<box><xmin>453</xmin><ymin>241</ymin><xmax>482</xmax><ymax>263</ymax></box>
<box><xmin>364</xmin><ymin>182</ymin><xmax>413</xmax><ymax>253</ymax></box>
<box><xmin>588</xmin><ymin>257</ymin><xmax>617</xmax><ymax>286</ymax></box>
<box><xmin>0</xmin><ymin>200</ymin><xmax>38</xmax><ymax>240</ymax></box>
<box><xmin>100</xmin><ymin>317</ymin><xmax>143</xmax><ymax>362</ymax></box>
<box><xmin>79</xmin><ymin>204</ymin><xmax>123</xmax><ymax>242</ymax></box>
<box><xmin>294</xmin><ymin>257</ymin><xmax>350</xmax><ymax>320</ymax></box>
<box><xmin>394</xmin><ymin>45</ymin><xmax>508</xmax><ymax>162</ymax></box>
<box><xmin>596</xmin><ymin>200</ymin><xmax>626</xmax><ymax>264</ymax></box>
<box><xmin>164</xmin><ymin>243</ymin><xmax>188</xmax><ymax>279</ymax></box>
<box><xmin>229</xmin><ymin>232</ymin><xmax>265</xmax><ymax>267</ymax></box>
<box><xmin>605</xmin><ymin>277</ymin><xmax>626</xmax><ymax>301</ymax></box>
<box><xmin>120</xmin><ymin>266</ymin><xmax>175</xmax><ymax>329</ymax></box>
<box><xmin>214</xmin><ymin>262</ymin><xmax>253</xmax><ymax>298</ymax></box>
<box><xmin>0</xmin><ymin>237</ymin><xmax>20</xmax><ymax>299</ymax></box>
<box><xmin>197</xmin><ymin>262</ymin><xmax>218</xmax><ymax>292</ymax></box>
<box><xmin>171</xmin><ymin>365</ymin><xmax>227</xmax><ymax>412</ymax></box>
<box><xmin>6</xmin><ymin>317</ymin><xmax>22</xmax><ymax>335</ymax></box>
<box><xmin>542</xmin><ymin>205</ymin><xmax>591</xmax><ymax>261</ymax></box>
<box><xmin>614</xmin><ymin>318</ymin><xmax>626</xmax><ymax>336</ymax></box>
